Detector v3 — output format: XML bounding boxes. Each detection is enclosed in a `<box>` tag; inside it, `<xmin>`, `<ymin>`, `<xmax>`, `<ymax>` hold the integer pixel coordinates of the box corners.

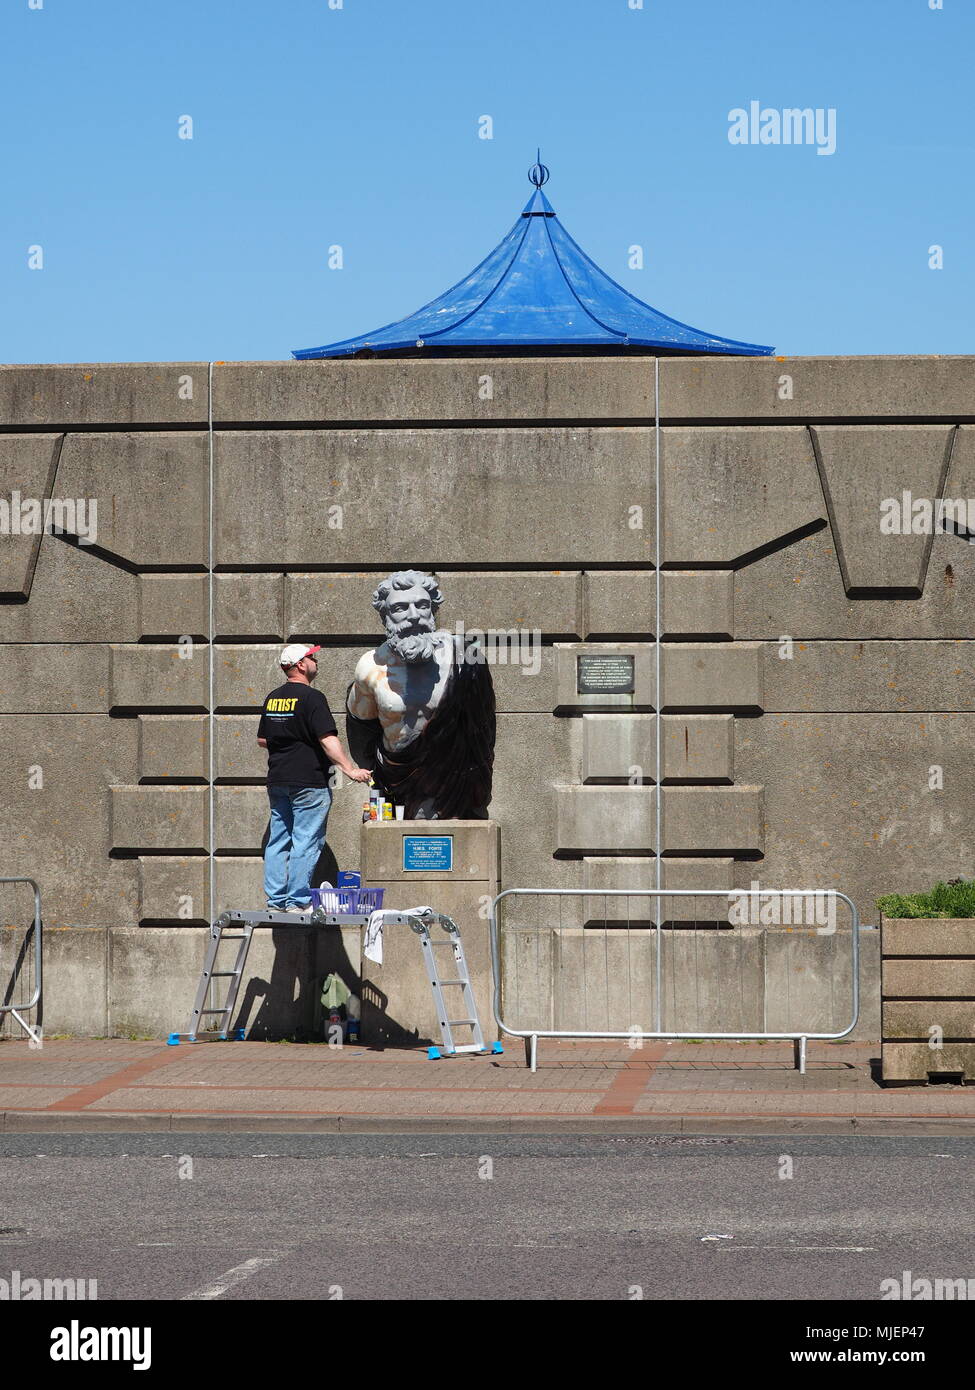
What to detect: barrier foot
<box><xmin>166</xmin><ymin>1033</ymin><xmax>181</xmax><ymax>1046</ymax></box>
<box><xmin>491</xmin><ymin>1041</ymin><xmax>503</xmax><ymax>1055</ymax></box>
<box><xmin>234</xmin><ymin>1027</ymin><xmax>246</xmax><ymax>1041</ymax></box>
<box><xmin>794</xmin><ymin>1036</ymin><xmax>807</xmax><ymax>1074</ymax></box>
<box><xmin>427</xmin><ymin>1046</ymin><xmax>442</xmax><ymax>1060</ymax></box>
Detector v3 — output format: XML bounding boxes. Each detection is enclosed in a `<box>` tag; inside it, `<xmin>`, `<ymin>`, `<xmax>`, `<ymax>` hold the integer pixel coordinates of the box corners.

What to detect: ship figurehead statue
<box><xmin>346</xmin><ymin>570</ymin><xmax>495</xmax><ymax>819</ymax></box>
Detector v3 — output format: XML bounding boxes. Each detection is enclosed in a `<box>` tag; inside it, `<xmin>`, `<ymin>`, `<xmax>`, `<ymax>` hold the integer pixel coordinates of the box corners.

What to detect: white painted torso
<box><xmin>348</xmin><ymin>633</ymin><xmax>455</xmax><ymax>752</ymax></box>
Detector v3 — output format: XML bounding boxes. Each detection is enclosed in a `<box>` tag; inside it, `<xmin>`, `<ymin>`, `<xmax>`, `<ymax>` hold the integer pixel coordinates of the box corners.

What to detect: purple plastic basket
<box><xmin>309</xmin><ymin>887</ymin><xmax>356</xmax><ymax>913</ymax></box>
<box><xmin>309</xmin><ymin>886</ymin><xmax>385</xmax><ymax>914</ymax></box>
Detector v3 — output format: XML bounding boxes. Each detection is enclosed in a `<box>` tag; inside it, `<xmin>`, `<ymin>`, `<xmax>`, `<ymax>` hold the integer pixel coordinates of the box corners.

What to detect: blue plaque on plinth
<box><xmin>403</xmin><ymin>835</ymin><xmax>453</xmax><ymax>872</ymax></box>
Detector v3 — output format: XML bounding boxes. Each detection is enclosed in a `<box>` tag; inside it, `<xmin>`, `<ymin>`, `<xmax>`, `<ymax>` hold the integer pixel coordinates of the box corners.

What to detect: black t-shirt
<box><xmin>258</xmin><ymin>682</ymin><xmax>338</xmax><ymax>788</ymax></box>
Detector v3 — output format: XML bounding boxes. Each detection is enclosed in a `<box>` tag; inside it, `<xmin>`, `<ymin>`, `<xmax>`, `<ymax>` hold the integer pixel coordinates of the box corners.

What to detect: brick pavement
<box><xmin>0</xmin><ymin>1038</ymin><xmax>974</xmax><ymax>1131</ymax></box>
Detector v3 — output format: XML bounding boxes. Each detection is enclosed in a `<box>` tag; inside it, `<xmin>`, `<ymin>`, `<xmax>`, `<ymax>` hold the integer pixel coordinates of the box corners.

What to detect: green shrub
<box><xmin>877</xmin><ymin>879</ymin><xmax>975</xmax><ymax>919</ymax></box>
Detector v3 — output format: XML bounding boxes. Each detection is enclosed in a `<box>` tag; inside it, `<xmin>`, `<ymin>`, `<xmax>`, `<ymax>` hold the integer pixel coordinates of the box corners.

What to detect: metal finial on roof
<box><xmin>528</xmin><ymin>150</ymin><xmax>549</xmax><ymax>188</ymax></box>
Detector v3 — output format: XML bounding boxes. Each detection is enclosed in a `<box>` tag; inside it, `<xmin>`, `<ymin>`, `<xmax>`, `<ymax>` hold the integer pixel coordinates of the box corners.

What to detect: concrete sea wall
<box><xmin>1</xmin><ymin>355</ymin><xmax>972</xmax><ymax>1038</ymax></box>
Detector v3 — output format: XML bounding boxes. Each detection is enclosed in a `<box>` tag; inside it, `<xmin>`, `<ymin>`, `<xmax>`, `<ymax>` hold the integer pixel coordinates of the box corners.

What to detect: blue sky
<box><xmin>1</xmin><ymin>0</ymin><xmax>971</xmax><ymax>362</ymax></box>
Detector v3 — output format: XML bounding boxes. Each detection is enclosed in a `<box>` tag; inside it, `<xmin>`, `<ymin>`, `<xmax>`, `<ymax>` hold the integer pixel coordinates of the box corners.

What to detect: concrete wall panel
<box><xmin>212</xmin><ymin>358</ymin><xmax>656</xmax><ymax>424</ymax></box>
<box><xmin>214</xmin><ymin>428</ymin><xmax>655</xmax><ymax>567</ymax></box>
<box><xmin>56</xmin><ymin>433</ymin><xmax>207</xmax><ymax>567</ymax></box>
<box><xmin>660</xmin><ymin>427</ymin><xmax>825</xmax><ymax>566</ymax></box>
<box><xmin>658</xmin><ymin>355</ymin><xmax>975</xmax><ymax>421</ymax></box>
<box><xmin>810</xmin><ymin>425</ymin><xmax>955</xmax><ymax>594</ymax></box>
<box><xmin>0</xmin><ymin>434</ymin><xmax>62</xmax><ymax>599</ymax></box>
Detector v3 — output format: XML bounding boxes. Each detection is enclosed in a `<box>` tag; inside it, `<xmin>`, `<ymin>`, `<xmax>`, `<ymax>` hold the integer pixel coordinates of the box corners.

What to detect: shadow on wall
<box><xmin>238</xmin><ymin>823</ymin><xmax>424</xmax><ymax>1043</ymax></box>
<box><xmin>1</xmin><ymin>918</ymin><xmax>39</xmax><ymax>1035</ymax></box>
<box><xmin>232</xmin><ymin>925</ymin><xmax>428</xmax><ymax>1046</ymax></box>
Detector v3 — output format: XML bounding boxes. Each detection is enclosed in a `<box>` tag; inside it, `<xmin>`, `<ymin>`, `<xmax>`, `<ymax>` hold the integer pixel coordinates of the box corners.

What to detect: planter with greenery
<box><xmin>879</xmin><ymin>880</ymin><xmax>975</xmax><ymax>1084</ymax></box>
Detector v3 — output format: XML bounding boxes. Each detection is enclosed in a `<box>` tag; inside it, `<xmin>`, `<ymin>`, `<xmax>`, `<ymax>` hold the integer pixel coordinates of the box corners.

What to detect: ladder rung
<box><xmin>446</xmin><ymin>1018</ymin><xmax>476</xmax><ymax>1027</ymax></box>
<box><xmin>438</xmin><ymin>979</ymin><xmax>466</xmax><ymax>986</ymax></box>
<box><xmin>217</xmin><ymin>935</ymin><xmax>247</xmax><ymax>942</ymax></box>
<box><xmin>209</xmin><ymin>972</ymin><xmax>238</xmax><ymax>978</ymax></box>
<box><xmin>198</xmin><ymin>1008</ymin><xmax>229</xmax><ymax>1015</ymax></box>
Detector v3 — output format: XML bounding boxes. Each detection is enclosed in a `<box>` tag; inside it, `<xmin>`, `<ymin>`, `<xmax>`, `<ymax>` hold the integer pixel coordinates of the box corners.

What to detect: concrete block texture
<box><xmin>557</xmin><ymin>784</ymin><xmax>761</xmax><ymax>858</ymax></box>
<box><xmin>663</xmin><ymin>714</ymin><xmax>734</xmax><ymax>781</ymax></box>
<box><xmin>138</xmin><ymin>855</ymin><xmax>265</xmax><ymax>923</ymax></box>
<box><xmin>734</xmin><ymin>526</ymin><xmax>975</xmax><ymax>641</ymax></box>
<box><xmin>0</xmin><ymin>434</ymin><xmax>62</xmax><ymax>599</ymax></box>
<box><xmin>735</xmin><ymin>712</ymin><xmax>975</xmax><ymax>928</ymax></box>
<box><xmin>358</xmin><ymin>887</ymin><xmax>499</xmax><ymax>1047</ymax></box>
<box><xmin>0</xmin><ymin>532</ymin><xmax>140</xmax><ymax>645</ymax></box>
<box><xmin>584</xmin><ymin>570</ymin><xmax>652</xmax><ymax>639</ymax></box>
<box><xmin>216</xmin><ymin>640</ymin><xmax>561</xmax><ymax>716</ymax></box>
<box><xmin>0</xmin><ymin>364</ymin><xmax>209</xmax><ymax>427</ymax></box>
<box><xmin>883</xmin><ymin>1002</ymin><xmax>975</xmax><ymax>1038</ymax></box>
<box><xmin>557</xmin><ymin>786</ymin><xmax>655</xmax><ymax>854</ymax></box>
<box><xmin>0</xmin><ymin>645</ymin><xmax>111</xmax><ymax>712</ymax></box>
<box><xmin>582</xmin><ymin>714</ymin><xmax>654</xmax><ymax>782</ymax></box>
<box><xmin>660</xmin><ymin>427</ymin><xmax>825</xmax><ymax>567</ymax></box>
<box><xmin>217</xmin><ymin>573</ymin><xmax>286</xmax><ymax>640</ymax></box>
<box><xmin>109</xmin><ymin>923</ymin><xmax>361</xmax><ymax>1042</ymax></box>
<box><xmin>660</xmin><ymin>785</ymin><xmax>764</xmax><ymax>856</ymax></box>
<box><xmin>810</xmin><ymin>425</ymin><xmax>956</xmax><ymax>595</ymax></box>
<box><xmin>2</xmin><ymin>353</ymin><xmax>973</xmax><ymax>1040</ymax></box>
<box><xmin>662</xmin><ymin>644</ymin><xmax>763</xmax><ymax>711</ymax></box>
<box><xmin>111</xmin><ymin>786</ymin><xmax>206</xmax><ymax>853</ymax></box>
<box><xmin>56</xmin><ymin>433</ymin><xmax>207</xmax><ymax>568</ymax></box>
<box><xmin>881</xmin><ymin>1043</ymin><xmax>975</xmax><ymax>1082</ymax></box>
<box><xmin>213</xmin><ymin>428</ymin><xmax>655</xmax><ymax>567</ymax></box>
<box><xmin>215</xmin><ymin>714</ymin><xmax>264</xmax><ymax>780</ymax></box>
<box><xmin>883</xmin><ymin>960</ymin><xmax>975</xmax><ymax>997</ymax></box>
<box><xmin>110</xmin><ymin>644</ymin><xmax>208</xmax><ymax>711</ymax></box>
<box><xmin>761</xmin><ymin>639</ymin><xmax>975</xmax><ymax>711</ymax></box>
<box><xmin>358</xmin><ymin>820</ymin><xmax>500</xmax><ymax>1045</ymax></box>
<box><xmin>556</xmin><ymin>643</ymin><xmax>655</xmax><ymax>710</ymax></box>
<box><xmin>882</xmin><ymin>919</ymin><xmax>975</xmax><ymax>956</ymax></box>
<box><xmin>211</xmin><ymin>358</ymin><xmax>656</xmax><ymax>424</ymax></box>
<box><xmin>582</xmin><ymin>571</ymin><xmax>734</xmax><ymax>641</ymax></box>
<box><xmin>657</xmin><ymin>355</ymin><xmax>975</xmax><ymax>421</ymax></box>
<box><xmin>662</xmin><ymin>571</ymin><xmax>734</xmax><ymax>639</ymax></box>
<box><xmin>0</xmin><ymin>715</ymin><xmax>138</xmax><ymax>929</ymax></box>
<box><xmin>139</xmin><ymin>575</ymin><xmax>207</xmax><ymax>638</ymax></box>
<box><xmin>139</xmin><ymin>715</ymin><xmax>208</xmax><ymax>780</ymax></box>
<box><xmin>581</xmin><ymin>856</ymin><xmax>734</xmax><ymax>923</ymax></box>
<box><xmin>0</xmin><ymin>926</ymin><xmax>109</xmax><ymax>1038</ymax></box>
<box><xmin>361</xmin><ymin>820</ymin><xmax>499</xmax><ymax>884</ymax></box>
<box><xmin>580</xmin><ymin>714</ymin><xmax>733</xmax><ymax>782</ymax></box>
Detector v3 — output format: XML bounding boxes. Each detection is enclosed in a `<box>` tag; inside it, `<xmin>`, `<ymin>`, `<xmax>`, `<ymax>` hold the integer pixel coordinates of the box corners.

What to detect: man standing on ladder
<box><xmin>258</xmin><ymin>644</ymin><xmax>371</xmax><ymax>914</ymax></box>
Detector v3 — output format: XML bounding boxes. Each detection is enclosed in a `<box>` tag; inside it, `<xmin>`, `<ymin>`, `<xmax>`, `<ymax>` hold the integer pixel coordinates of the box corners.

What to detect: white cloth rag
<box><xmin>363</xmin><ymin>905</ymin><xmax>436</xmax><ymax>966</ymax></box>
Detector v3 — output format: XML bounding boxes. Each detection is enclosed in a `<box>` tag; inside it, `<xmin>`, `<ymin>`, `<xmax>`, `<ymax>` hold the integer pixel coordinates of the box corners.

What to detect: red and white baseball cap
<box><xmin>279</xmin><ymin>643</ymin><xmax>321</xmax><ymax>668</ymax></box>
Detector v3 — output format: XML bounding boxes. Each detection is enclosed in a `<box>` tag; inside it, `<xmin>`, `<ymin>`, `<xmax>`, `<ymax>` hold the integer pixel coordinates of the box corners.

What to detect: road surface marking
<box><xmin>182</xmin><ymin>1254</ymin><xmax>282</xmax><ymax>1300</ymax></box>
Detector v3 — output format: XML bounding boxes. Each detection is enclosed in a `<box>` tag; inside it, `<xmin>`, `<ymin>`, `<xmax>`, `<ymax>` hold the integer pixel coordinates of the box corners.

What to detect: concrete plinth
<box><xmin>359</xmin><ymin>820</ymin><xmax>500</xmax><ymax>1047</ymax></box>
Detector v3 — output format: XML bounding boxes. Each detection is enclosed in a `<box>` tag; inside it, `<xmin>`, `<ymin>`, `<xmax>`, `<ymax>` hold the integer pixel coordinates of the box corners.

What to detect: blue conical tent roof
<box><xmin>293</xmin><ymin>178</ymin><xmax>773</xmax><ymax>358</ymax></box>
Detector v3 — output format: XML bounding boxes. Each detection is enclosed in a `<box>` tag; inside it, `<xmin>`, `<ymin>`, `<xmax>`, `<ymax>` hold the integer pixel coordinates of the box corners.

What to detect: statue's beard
<box><xmin>386</xmin><ymin>628</ymin><xmax>440</xmax><ymax>664</ymax></box>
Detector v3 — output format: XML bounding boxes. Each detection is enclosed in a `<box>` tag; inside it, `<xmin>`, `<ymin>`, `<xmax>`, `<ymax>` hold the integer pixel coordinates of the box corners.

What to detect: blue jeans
<box><xmin>264</xmin><ymin>785</ymin><xmax>332</xmax><ymax>909</ymax></box>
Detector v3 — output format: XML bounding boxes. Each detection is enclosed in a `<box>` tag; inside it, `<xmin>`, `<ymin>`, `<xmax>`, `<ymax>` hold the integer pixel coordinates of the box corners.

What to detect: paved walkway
<box><xmin>1</xmin><ymin>1038</ymin><xmax>973</xmax><ymax>1133</ymax></box>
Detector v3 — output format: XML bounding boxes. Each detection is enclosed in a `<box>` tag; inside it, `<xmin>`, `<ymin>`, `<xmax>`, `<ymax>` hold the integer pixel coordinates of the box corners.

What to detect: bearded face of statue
<box><xmin>382</xmin><ymin>583</ymin><xmax>440</xmax><ymax>664</ymax></box>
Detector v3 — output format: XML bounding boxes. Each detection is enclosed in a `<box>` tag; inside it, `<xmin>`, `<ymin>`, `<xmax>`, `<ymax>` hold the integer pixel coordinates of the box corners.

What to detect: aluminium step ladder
<box><xmin>169</xmin><ymin>905</ymin><xmax>502</xmax><ymax>1056</ymax></box>
<box><xmin>406</xmin><ymin>909</ymin><xmax>502</xmax><ymax>1059</ymax></box>
<box><xmin>168</xmin><ymin>907</ymin><xmax>369</xmax><ymax>1043</ymax></box>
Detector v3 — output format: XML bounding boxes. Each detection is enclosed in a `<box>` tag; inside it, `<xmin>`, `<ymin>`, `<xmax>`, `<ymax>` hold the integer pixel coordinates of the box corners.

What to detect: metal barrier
<box><xmin>489</xmin><ymin>887</ymin><xmax>860</xmax><ymax>1072</ymax></box>
<box><xmin>0</xmin><ymin>877</ymin><xmax>43</xmax><ymax>1043</ymax></box>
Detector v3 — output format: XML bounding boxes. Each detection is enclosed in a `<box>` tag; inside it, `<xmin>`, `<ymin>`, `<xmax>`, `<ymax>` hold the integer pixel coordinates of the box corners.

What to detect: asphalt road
<box><xmin>1</xmin><ymin>1134</ymin><xmax>973</xmax><ymax>1301</ymax></box>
